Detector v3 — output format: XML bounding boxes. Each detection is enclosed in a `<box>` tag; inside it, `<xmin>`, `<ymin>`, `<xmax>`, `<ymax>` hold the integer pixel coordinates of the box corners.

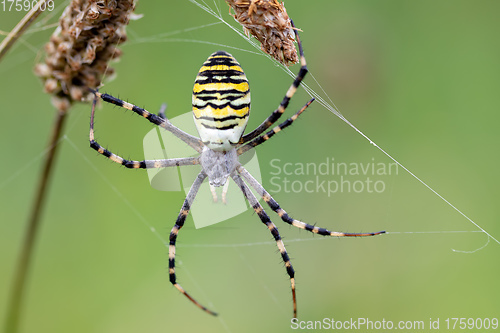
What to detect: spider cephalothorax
<box><xmin>89</xmin><ymin>25</ymin><xmax>384</xmax><ymax>318</ymax></box>
<box><xmin>199</xmin><ymin>147</ymin><xmax>237</xmax><ymax>187</ymax></box>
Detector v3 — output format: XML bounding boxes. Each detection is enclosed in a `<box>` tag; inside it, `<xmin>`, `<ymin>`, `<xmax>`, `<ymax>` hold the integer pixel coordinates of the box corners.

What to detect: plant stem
<box><xmin>0</xmin><ymin>0</ymin><xmax>50</xmax><ymax>61</ymax></box>
<box><xmin>3</xmin><ymin>110</ymin><xmax>68</xmax><ymax>333</ymax></box>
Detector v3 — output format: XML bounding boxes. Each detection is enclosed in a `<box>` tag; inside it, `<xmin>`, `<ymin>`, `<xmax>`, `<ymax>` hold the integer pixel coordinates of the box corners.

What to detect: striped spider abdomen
<box><xmin>192</xmin><ymin>51</ymin><xmax>251</xmax><ymax>152</ymax></box>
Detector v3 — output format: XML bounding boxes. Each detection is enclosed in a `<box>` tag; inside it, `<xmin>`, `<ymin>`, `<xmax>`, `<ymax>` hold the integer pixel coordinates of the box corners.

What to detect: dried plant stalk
<box><xmin>34</xmin><ymin>0</ymin><xmax>137</xmax><ymax>112</ymax></box>
<box><xmin>4</xmin><ymin>2</ymin><xmax>137</xmax><ymax>333</ymax></box>
<box><xmin>0</xmin><ymin>0</ymin><xmax>50</xmax><ymax>61</ymax></box>
<box><xmin>225</xmin><ymin>0</ymin><xmax>298</xmax><ymax>66</ymax></box>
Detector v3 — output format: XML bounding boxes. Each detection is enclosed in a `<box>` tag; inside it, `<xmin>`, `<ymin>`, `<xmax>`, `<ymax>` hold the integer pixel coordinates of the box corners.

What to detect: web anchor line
<box><xmin>185</xmin><ymin>0</ymin><xmax>499</xmax><ymax>251</ymax></box>
<box><xmin>304</xmin><ymin>83</ymin><xmax>498</xmax><ymax>249</ymax></box>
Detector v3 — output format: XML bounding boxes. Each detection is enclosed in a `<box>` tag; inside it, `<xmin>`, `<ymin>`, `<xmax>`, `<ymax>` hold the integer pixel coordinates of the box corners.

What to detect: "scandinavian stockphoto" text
<box><xmin>268</xmin><ymin>157</ymin><xmax>398</xmax><ymax>196</ymax></box>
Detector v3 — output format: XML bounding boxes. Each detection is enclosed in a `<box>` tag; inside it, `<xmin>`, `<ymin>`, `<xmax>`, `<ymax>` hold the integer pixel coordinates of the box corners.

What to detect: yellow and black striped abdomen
<box><xmin>192</xmin><ymin>51</ymin><xmax>250</xmax><ymax>151</ymax></box>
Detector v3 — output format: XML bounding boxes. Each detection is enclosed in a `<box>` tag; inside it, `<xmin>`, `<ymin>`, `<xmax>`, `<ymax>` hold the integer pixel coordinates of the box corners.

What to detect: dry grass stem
<box><xmin>225</xmin><ymin>0</ymin><xmax>298</xmax><ymax>66</ymax></box>
<box><xmin>34</xmin><ymin>0</ymin><xmax>138</xmax><ymax>112</ymax></box>
<box><xmin>0</xmin><ymin>0</ymin><xmax>51</xmax><ymax>61</ymax></box>
<box><xmin>4</xmin><ymin>2</ymin><xmax>137</xmax><ymax>333</ymax></box>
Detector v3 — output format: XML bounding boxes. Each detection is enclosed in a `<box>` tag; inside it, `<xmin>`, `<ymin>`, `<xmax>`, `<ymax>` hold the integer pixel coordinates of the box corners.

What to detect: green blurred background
<box><xmin>1</xmin><ymin>1</ymin><xmax>499</xmax><ymax>332</ymax></box>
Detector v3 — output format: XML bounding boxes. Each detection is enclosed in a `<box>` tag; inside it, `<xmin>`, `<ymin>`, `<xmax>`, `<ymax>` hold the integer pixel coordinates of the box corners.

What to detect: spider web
<box><xmin>1</xmin><ymin>1</ymin><xmax>499</xmax><ymax>332</ymax></box>
<box><xmin>1</xmin><ymin>0</ymin><xmax>495</xmax><ymax>245</ymax></box>
<box><xmin>174</xmin><ymin>0</ymin><xmax>500</xmax><ymax>247</ymax></box>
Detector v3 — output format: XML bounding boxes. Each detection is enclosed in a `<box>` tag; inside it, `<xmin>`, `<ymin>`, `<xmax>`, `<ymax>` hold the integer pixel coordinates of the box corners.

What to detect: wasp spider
<box><xmin>89</xmin><ymin>26</ymin><xmax>385</xmax><ymax>318</ymax></box>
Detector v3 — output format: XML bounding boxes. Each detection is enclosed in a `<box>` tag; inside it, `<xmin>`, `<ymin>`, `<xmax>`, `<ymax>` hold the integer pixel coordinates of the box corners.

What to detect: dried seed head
<box><xmin>225</xmin><ymin>0</ymin><xmax>298</xmax><ymax>66</ymax></box>
<box><xmin>34</xmin><ymin>0</ymin><xmax>137</xmax><ymax>112</ymax></box>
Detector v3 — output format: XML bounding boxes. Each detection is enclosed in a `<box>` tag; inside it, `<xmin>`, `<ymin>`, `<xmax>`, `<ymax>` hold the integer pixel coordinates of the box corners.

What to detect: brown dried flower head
<box><xmin>226</xmin><ymin>0</ymin><xmax>298</xmax><ymax>66</ymax></box>
<box><xmin>34</xmin><ymin>0</ymin><xmax>137</xmax><ymax>112</ymax></box>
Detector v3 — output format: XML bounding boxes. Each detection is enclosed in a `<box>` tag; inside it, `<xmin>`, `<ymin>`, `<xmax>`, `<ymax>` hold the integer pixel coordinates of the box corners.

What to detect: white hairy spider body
<box><xmin>199</xmin><ymin>147</ymin><xmax>238</xmax><ymax>187</ymax></box>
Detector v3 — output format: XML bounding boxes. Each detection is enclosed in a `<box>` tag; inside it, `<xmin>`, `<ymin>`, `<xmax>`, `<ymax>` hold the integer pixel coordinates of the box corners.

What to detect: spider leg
<box><xmin>209</xmin><ymin>184</ymin><xmax>218</xmax><ymax>203</ymax></box>
<box><xmin>90</xmin><ymin>89</ymin><xmax>204</xmax><ymax>153</ymax></box>
<box><xmin>155</xmin><ymin>102</ymin><xmax>195</xmax><ymax>148</ymax></box>
<box><xmin>208</xmin><ymin>181</ymin><xmax>230</xmax><ymax>203</ymax></box>
<box><xmin>89</xmin><ymin>96</ymin><xmax>199</xmax><ymax>168</ymax></box>
<box><xmin>168</xmin><ymin>172</ymin><xmax>218</xmax><ymax>316</ymax></box>
<box><xmin>221</xmin><ymin>180</ymin><xmax>230</xmax><ymax>204</ymax></box>
<box><xmin>237</xmin><ymin>98</ymin><xmax>314</xmax><ymax>155</ymax></box>
<box><xmin>239</xmin><ymin>20</ymin><xmax>308</xmax><ymax>144</ymax></box>
<box><xmin>231</xmin><ymin>173</ymin><xmax>298</xmax><ymax>318</ymax></box>
<box><xmin>157</xmin><ymin>103</ymin><xmax>167</xmax><ymax>119</ymax></box>
<box><xmin>237</xmin><ymin>165</ymin><xmax>386</xmax><ymax>237</ymax></box>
